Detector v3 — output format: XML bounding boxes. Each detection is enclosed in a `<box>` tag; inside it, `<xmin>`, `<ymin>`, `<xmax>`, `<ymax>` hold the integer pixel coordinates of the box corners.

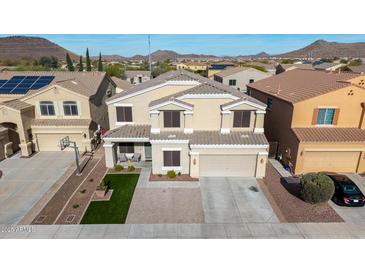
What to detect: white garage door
<box><xmin>36</xmin><ymin>133</ymin><xmax>83</xmax><ymax>151</ymax></box>
<box><xmin>302</xmin><ymin>151</ymin><xmax>360</xmax><ymax>173</ymax></box>
<box><xmin>199</xmin><ymin>154</ymin><xmax>257</xmax><ymax>177</ymax></box>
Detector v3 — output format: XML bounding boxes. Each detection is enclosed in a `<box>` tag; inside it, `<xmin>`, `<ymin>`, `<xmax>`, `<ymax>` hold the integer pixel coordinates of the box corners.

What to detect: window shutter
<box><xmin>333</xmin><ymin>108</ymin><xmax>340</xmax><ymax>125</ymax></box>
<box><xmin>311</xmin><ymin>108</ymin><xmax>319</xmax><ymax>125</ymax></box>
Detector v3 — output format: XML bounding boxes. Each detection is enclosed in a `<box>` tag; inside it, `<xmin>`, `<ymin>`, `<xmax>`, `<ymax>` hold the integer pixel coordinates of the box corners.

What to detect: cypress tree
<box><xmin>98</xmin><ymin>52</ymin><xmax>103</xmax><ymax>71</ymax></box>
<box><xmin>78</xmin><ymin>55</ymin><xmax>84</xmax><ymax>71</ymax></box>
<box><xmin>66</xmin><ymin>53</ymin><xmax>74</xmax><ymax>71</ymax></box>
<box><xmin>86</xmin><ymin>48</ymin><xmax>91</xmax><ymax>71</ymax></box>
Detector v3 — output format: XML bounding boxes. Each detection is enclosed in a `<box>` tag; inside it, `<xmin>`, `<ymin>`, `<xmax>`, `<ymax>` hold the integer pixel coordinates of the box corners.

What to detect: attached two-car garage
<box><xmin>199</xmin><ymin>154</ymin><xmax>257</xmax><ymax>177</ymax></box>
<box><xmin>35</xmin><ymin>133</ymin><xmax>85</xmax><ymax>151</ymax></box>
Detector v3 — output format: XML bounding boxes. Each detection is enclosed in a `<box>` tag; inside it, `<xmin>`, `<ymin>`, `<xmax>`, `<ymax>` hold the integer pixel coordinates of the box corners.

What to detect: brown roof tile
<box><xmin>104</xmin><ymin>124</ymin><xmax>151</xmax><ymax>139</ymax></box>
<box><xmin>32</xmin><ymin>119</ymin><xmax>92</xmax><ymax>127</ymax></box>
<box><xmin>248</xmin><ymin>69</ymin><xmax>358</xmax><ymax>103</ymax></box>
<box><xmin>0</xmin><ymin>99</ymin><xmax>32</xmax><ymax>111</ymax></box>
<box><xmin>292</xmin><ymin>127</ymin><xmax>365</xmax><ymax>143</ymax></box>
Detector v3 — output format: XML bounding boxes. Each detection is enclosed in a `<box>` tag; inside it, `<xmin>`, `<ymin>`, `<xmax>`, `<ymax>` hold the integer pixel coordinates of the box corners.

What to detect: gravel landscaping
<box><xmin>262</xmin><ymin>163</ymin><xmax>343</xmax><ymax>223</ymax></box>
<box><xmin>149</xmin><ymin>172</ymin><xmax>199</xmax><ymax>182</ymax></box>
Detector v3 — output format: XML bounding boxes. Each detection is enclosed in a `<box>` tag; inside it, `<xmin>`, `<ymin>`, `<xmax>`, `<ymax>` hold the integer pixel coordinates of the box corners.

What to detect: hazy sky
<box><xmin>1</xmin><ymin>34</ymin><xmax>365</xmax><ymax>57</ymax></box>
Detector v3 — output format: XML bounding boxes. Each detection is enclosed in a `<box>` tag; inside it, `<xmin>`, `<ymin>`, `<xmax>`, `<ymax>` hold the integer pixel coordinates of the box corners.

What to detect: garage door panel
<box><xmin>200</xmin><ymin>155</ymin><xmax>256</xmax><ymax>177</ymax></box>
<box><xmin>303</xmin><ymin>151</ymin><xmax>360</xmax><ymax>173</ymax></box>
<box><xmin>37</xmin><ymin>133</ymin><xmax>83</xmax><ymax>151</ymax></box>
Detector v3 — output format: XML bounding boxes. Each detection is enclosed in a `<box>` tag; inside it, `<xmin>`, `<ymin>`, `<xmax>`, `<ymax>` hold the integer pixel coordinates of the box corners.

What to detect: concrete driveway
<box><xmin>0</xmin><ymin>152</ymin><xmax>74</xmax><ymax>224</ymax></box>
<box><xmin>200</xmin><ymin>177</ymin><xmax>279</xmax><ymax>223</ymax></box>
<box><xmin>329</xmin><ymin>173</ymin><xmax>365</xmax><ymax>224</ymax></box>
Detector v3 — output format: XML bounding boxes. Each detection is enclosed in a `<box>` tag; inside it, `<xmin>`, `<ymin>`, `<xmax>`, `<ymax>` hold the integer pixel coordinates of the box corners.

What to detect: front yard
<box><xmin>80</xmin><ymin>174</ymin><xmax>139</xmax><ymax>224</ymax></box>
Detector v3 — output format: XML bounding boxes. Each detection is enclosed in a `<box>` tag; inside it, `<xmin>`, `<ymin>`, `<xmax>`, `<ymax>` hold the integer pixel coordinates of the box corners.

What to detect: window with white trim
<box><xmin>229</xmin><ymin>79</ymin><xmax>237</xmax><ymax>86</ymax></box>
<box><xmin>116</xmin><ymin>106</ymin><xmax>133</xmax><ymax>122</ymax></box>
<box><xmin>317</xmin><ymin>108</ymin><xmax>335</xmax><ymax>125</ymax></box>
<box><xmin>163</xmin><ymin>151</ymin><xmax>180</xmax><ymax>167</ymax></box>
<box><xmin>63</xmin><ymin>101</ymin><xmax>78</xmax><ymax>116</ymax></box>
<box><xmin>164</xmin><ymin>111</ymin><xmax>180</xmax><ymax>128</ymax></box>
<box><xmin>40</xmin><ymin>101</ymin><xmax>55</xmax><ymax>116</ymax></box>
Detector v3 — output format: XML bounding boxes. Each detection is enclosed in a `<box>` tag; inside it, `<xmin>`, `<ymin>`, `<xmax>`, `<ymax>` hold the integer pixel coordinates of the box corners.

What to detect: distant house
<box><xmin>343</xmin><ymin>65</ymin><xmax>365</xmax><ymax>74</ymax></box>
<box><xmin>313</xmin><ymin>62</ymin><xmax>345</xmax><ymax>71</ymax></box>
<box><xmin>213</xmin><ymin>67</ymin><xmax>271</xmax><ymax>92</ymax></box>
<box><xmin>275</xmin><ymin>63</ymin><xmax>314</xmax><ymax>74</ymax></box>
<box><xmin>208</xmin><ymin>62</ymin><xmax>236</xmax><ymax>78</ymax></box>
<box><xmin>125</xmin><ymin>71</ymin><xmax>151</xmax><ymax>85</ymax></box>
<box><xmin>111</xmin><ymin>76</ymin><xmax>133</xmax><ymax>93</ymax></box>
<box><xmin>244</xmin><ymin>62</ymin><xmax>277</xmax><ymax>75</ymax></box>
<box><xmin>176</xmin><ymin>62</ymin><xmax>207</xmax><ymax>71</ymax></box>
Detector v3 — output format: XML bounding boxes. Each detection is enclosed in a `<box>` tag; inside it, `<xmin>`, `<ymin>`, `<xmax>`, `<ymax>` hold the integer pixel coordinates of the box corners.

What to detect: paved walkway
<box><xmin>1</xmin><ymin>222</ymin><xmax>365</xmax><ymax>238</ymax></box>
<box><xmin>0</xmin><ymin>152</ymin><xmax>74</xmax><ymax>224</ymax></box>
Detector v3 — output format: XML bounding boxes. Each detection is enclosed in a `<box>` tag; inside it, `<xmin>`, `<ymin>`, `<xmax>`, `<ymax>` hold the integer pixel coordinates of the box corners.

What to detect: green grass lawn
<box><xmin>80</xmin><ymin>174</ymin><xmax>139</xmax><ymax>224</ymax></box>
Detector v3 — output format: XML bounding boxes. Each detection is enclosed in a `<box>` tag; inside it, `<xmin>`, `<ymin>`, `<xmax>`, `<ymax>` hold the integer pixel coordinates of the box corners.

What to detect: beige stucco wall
<box><xmin>221</xmin><ymin>68</ymin><xmax>271</xmax><ymax>91</ymax></box>
<box><xmin>151</xmin><ymin>142</ymin><xmax>190</xmax><ymax>175</ymax></box>
<box><xmin>292</xmin><ymin>85</ymin><xmax>365</xmax><ymax>128</ymax></box>
<box><xmin>108</xmin><ymin>84</ymin><xmax>196</xmax><ymax>129</ymax></box>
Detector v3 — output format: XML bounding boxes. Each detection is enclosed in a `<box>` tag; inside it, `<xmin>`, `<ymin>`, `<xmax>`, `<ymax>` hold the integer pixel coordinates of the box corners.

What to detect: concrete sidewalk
<box><xmin>1</xmin><ymin>222</ymin><xmax>365</xmax><ymax>239</ymax></box>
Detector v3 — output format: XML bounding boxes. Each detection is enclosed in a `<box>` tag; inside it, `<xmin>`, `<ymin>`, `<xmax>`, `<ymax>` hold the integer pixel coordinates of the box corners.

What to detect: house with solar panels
<box><xmin>0</xmin><ymin>71</ymin><xmax>116</xmax><ymax>160</ymax></box>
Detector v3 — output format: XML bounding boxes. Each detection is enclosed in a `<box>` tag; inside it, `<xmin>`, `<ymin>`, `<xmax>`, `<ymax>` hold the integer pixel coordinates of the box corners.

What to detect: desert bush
<box><xmin>97</xmin><ymin>178</ymin><xmax>109</xmax><ymax>190</ymax></box>
<box><xmin>300</xmin><ymin>173</ymin><xmax>335</xmax><ymax>204</ymax></box>
<box><xmin>114</xmin><ymin>164</ymin><xmax>123</xmax><ymax>172</ymax></box>
<box><xmin>167</xmin><ymin>170</ymin><xmax>176</xmax><ymax>179</ymax></box>
<box><xmin>128</xmin><ymin>165</ymin><xmax>135</xmax><ymax>172</ymax></box>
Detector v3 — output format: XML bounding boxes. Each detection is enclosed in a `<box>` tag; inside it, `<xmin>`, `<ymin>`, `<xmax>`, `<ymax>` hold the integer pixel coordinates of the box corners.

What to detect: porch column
<box><xmin>184</xmin><ymin>111</ymin><xmax>194</xmax><ymax>133</ymax></box>
<box><xmin>254</xmin><ymin>111</ymin><xmax>265</xmax><ymax>133</ymax></box>
<box><xmin>104</xmin><ymin>142</ymin><xmax>117</xmax><ymax>168</ymax></box>
<box><xmin>150</xmin><ymin>111</ymin><xmax>160</xmax><ymax>134</ymax></box>
<box><xmin>255</xmin><ymin>151</ymin><xmax>268</xmax><ymax>178</ymax></box>
<box><xmin>220</xmin><ymin>110</ymin><xmax>231</xmax><ymax>134</ymax></box>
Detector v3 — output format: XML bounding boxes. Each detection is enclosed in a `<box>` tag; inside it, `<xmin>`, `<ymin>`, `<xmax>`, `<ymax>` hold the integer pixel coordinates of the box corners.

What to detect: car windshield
<box><xmin>342</xmin><ymin>185</ymin><xmax>360</xmax><ymax>195</ymax></box>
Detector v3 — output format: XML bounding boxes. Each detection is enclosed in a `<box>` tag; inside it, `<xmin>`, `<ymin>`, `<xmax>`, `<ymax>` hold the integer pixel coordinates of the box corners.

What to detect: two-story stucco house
<box><xmin>0</xmin><ymin>71</ymin><xmax>115</xmax><ymax>160</ymax></box>
<box><xmin>125</xmin><ymin>71</ymin><xmax>151</xmax><ymax>85</ymax></box>
<box><xmin>248</xmin><ymin>69</ymin><xmax>365</xmax><ymax>175</ymax></box>
<box><xmin>104</xmin><ymin>69</ymin><xmax>269</xmax><ymax>178</ymax></box>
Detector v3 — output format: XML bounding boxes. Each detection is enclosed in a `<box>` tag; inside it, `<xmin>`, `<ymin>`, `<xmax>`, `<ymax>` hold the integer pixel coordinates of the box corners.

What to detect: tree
<box><xmin>86</xmin><ymin>48</ymin><xmax>91</xmax><ymax>71</ymax></box>
<box><xmin>66</xmin><ymin>53</ymin><xmax>74</xmax><ymax>71</ymax></box>
<box><xmin>37</xmin><ymin>56</ymin><xmax>58</xmax><ymax>69</ymax></box>
<box><xmin>98</xmin><ymin>52</ymin><xmax>103</xmax><ymax>71</ymax></box>
<box><xmin>105</xmin><ymin>64</ymin><xmax>124</xmax><ymax>78</ymax></box>
<box><xmin>78</xmin><ymin>56</ymin><xmax>84</xmax><ymax>71</ymax></box>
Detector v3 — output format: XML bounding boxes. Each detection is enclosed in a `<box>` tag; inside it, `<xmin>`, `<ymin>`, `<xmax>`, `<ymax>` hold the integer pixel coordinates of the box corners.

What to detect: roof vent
<box><xmin>168</xmin><ymin>134</ymin><xmax>176</xmax><ymax>139</ymax></box>
<box><xmin>71</xmin><ymin>80</ymin><xmax>78</xmax><ymax>85</ymax></box>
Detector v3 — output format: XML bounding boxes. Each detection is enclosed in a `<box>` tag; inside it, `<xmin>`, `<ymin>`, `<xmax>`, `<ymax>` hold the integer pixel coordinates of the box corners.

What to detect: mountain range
<box><xmin>1</xmin><ymin>36</ymin><xmax>365</xmax><ymax>62</ymax></box>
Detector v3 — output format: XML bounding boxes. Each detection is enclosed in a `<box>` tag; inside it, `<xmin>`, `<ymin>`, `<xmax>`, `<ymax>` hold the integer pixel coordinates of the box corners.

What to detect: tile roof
<box><xmin>0</xmin><ymin>71</ymin><xmax>107</xmax><ymax>98</ymax></box>
<box><xmin>125</xmin><ymin>71</ymin><xmax>151</xmax><ymax>78</ymax></box>
<box><xmin>111</xmin><ymin>77</ymin><xmax>133</xmax><ymax>90</ymax></box>
<box><xmin>313</xmin><ymin>62</ymin><xmax>340</xmax><ymax>70</ymax></box>
<box><xmin>151</xmin><ymin>130</ymin><xmax>269</xmax><ymax>146</ymax></box>
<box><xmin>278</xmin><ymin>63</ymin><xmax>314</xmax><ymax>70</ymax></box>
<box><xmin>248</xmin><ymin>69</ymin><xmax>358</xmax><ymax>104</ymax></box>
<box><xmin>0</xmin><ymin>99</ymin><xmax>32</xmax><ymax>111</ymax></box>
<box><xmin>104</xmin><ymin>124</ymin><xmax>151</xmax><ymax>139</ymax></box>
<box><xmin>149</xmin><ymin>97</ymin><xmax>194</xmax><ymax>109</ymax></box>
<box><xmin>32</xmin><ymin>119</ymin><xmax>92</xmax><ymax>127</ymax></box>
<box><xmin>292</xmin><ymin>127</ymin><xmax>365</xmax><ymax>143</ymax></box>
<box><xmin>214</xmin><ymin>66</ymin><xmax>249</xmax><ymax>77</ymax></box>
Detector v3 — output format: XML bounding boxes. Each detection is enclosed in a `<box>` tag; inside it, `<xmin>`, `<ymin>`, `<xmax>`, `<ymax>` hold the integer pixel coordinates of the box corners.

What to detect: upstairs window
<box><xmin>267</xmin><ymin>98</ymin><xmax>273</xmax><ymax>110</ymax></box>
<box><xmin>233</xmin><ymin>111</ymin><xmax>251</xmax><ymax>128</ymax></box>
<box><xmin>116</xmin><ymin>106</ymin><xmax>133</xmax><ymax>122</ymax></box>
<box><xmin>229</xmin><ymin>79</ymin><xmax>237</xmax><ymax>86</ymax></box>
<box><xmin>249</xmin><ymin>79</ymin><xmax>255</xmax><ymax>83</ymax></box>
<box><xmin>40</xmin><ymin>101</ymin><xmax>55</xmax><ymax>116</ymax></box>
<box><xmin>164</xmin><ymin>111</ymin><xmax>180</xmax><ymax>128</ymax></box>
<box><xmin>317</xmin><ymin>108</ymin><xmax>335</xmax><ymax>125</ymax></box>
<box><xmin>63</xmin><ymin>101</ymin><xmax>78</xmax><ymax>116</ymax></box>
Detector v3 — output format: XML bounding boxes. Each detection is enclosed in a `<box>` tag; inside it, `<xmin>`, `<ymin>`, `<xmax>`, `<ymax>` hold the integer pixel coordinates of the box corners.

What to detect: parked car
<box><xmin>327</xmin><ymin>174</ymin><xmax>365</xmax><ymax>207</ymax></box>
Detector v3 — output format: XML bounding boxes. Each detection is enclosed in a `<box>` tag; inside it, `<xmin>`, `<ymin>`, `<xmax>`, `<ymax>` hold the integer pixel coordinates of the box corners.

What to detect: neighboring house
<box><xmin>111</xmin><ymin>76</ymin><xmax>133</xmax><ymax>93</ymax></box>
<box><xmin>275</xmin><ymin>63</ymin><xmax>314</xmax><ymax>74</ymax></box>
<box><xmin>125</xmin><ymin>71</ymin><xmax>151</xmax><ymax>85</ymax></box>
<box><xmin>344</xmin><ymin>65</ymin><xmax>365</xmax><ymax>74</ymax></box>
<box><xmin>0</xmin><ymin>71</ymin><xmax>115</xmax><ymax>160</ymax></box>
<box><xmin>244</xmin><ymin>62</ymin><xmax>277</xmax><ymax>75</ymax></box>
<box><xmin>313</xmin><ymin>62</ymin><xmax>345</xmax><ymax>71</ymax></box>
<box><xmin>175</xmin><ymin>62</ymin><xmax>208</xmax><ymax>71</ymax></box>
<box><xmin>208</xmin><ymin>62</ymin><xmax>236</xmax><ymax>78</ymax></box>
<box><xmin>213</xmin><ymin>67</ymin><xmax>271</xmax><ymax>92</ymax></box>
<box><xmin>104</xmin><ymin>69</ymin><xmax>269</xmax><ymax>178</ymax></box>
<box><xmin>247</xmin><ymin>69</ymin><xmax>365</xmax><ymax>175</ymax></box>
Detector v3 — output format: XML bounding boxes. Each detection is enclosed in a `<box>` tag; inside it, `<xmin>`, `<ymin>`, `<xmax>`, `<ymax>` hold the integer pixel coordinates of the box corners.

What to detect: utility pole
<box><xmin>148</xmin><ymin>35</ymin><xmax>152</xmax><ymax>72</ymax></box>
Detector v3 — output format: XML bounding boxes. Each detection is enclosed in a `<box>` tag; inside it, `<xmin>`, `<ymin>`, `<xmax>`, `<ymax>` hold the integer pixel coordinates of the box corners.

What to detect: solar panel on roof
<box><xmin>0</xmin><ymin>75</ymin><xmax>55</xmax><ymax>95</ymax></box>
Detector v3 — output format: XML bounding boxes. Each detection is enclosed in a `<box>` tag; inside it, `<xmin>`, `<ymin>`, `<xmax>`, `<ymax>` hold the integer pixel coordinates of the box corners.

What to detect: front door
<box><xmin>144</xmin><ymin>142</ymin><xmax>152</xmax><ymax>161</ymax></box>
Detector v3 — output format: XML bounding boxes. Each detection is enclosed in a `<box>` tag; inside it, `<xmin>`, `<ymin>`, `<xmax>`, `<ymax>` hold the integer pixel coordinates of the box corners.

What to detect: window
<box><xmin>229</xmin><ymin>79</ymin><xmax>237</xmax><ymax>86</ymax></box>
<box><xmin>164</xmin><ymin>111</ymin><xmax>180</xmax><ymax>128</ymax></box>
<box><xmin>249</xmin><ymin>79</ymin><xmax>255</xmax><ymax>83</ymax></box>
<box><xmin>138</xmin><ymin>76</ymin><xmax>142</xmax><ymax>83</ymax></box>
<box><xmin>40</xmin><ymin>101</ymin><xmax>55</xmax><ymax>116</ymax></box>
<box><xmin>163</xmin><ymin>151</ymin><xmax>180</xmax><ymax>167</ymax></box>
<box><xmin>63</xmin><ymin>101</ymin><xmax>78</xmax><ymax>116</ymax></box>
<box><xmin>233</xmin><ymin>111</ymin><xmax>251</xmax><ymax>128</ymax></box>
<box><xmin>267</xmin><ymin>98</ymin><xmax>273</xmax><ymax>110</ymax></box>
<box><xmin>116</xmin><ymin>106</ymin><xmax>133</xmax><ymax>122</ymax></box>
<box><xmin>214</xmin><ymin>75</ymin><xmax>223</xmax><ymax>83</ymax></box>
<box><xmin>119</xmin><ymin>143</ymin><xmax>134</xmax><ymax>153</ymax></box>
<box><xmin>317</xmin><ymin>108</ymin><xmax>335</xmax><ymax>125</ymax></box>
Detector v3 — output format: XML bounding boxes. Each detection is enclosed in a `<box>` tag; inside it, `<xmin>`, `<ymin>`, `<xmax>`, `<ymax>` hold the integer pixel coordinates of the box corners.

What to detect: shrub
<box><xmin>73</xmin><ymin>204</ymin><xmax>79</xmax><ymax>209</ymax></box>
<box><xmin>300</xmin><ymin>173</ymin><xmax>335</xmax><ymax>204</ymax></box>
<box><xmin>157</xmin><ymin>174</ymin><xmax>162</xmax><ymax>177</ymax></box>
<box><xmin>114</xmin><ymin>164</ymin><xmax>123</xmax><ymax>172</ymax></box>
<box><xmin>97</xmin><ymin>178</ymin><xmax>109</xmax><ymax>190</ymax></box>
<box><xmin>177</xmin><ymin>172</ymin><xmax>181</xmax><ymax>176</ymax></box>
<box><xmin>167</xmin><ymin>170</ymin><xmax>176</xmax><ymax>179</ymax></box>
<box><xmin>128</xmin><ymin>165</ymin><xmax>135</xmax><ymax>172</ymax></box>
